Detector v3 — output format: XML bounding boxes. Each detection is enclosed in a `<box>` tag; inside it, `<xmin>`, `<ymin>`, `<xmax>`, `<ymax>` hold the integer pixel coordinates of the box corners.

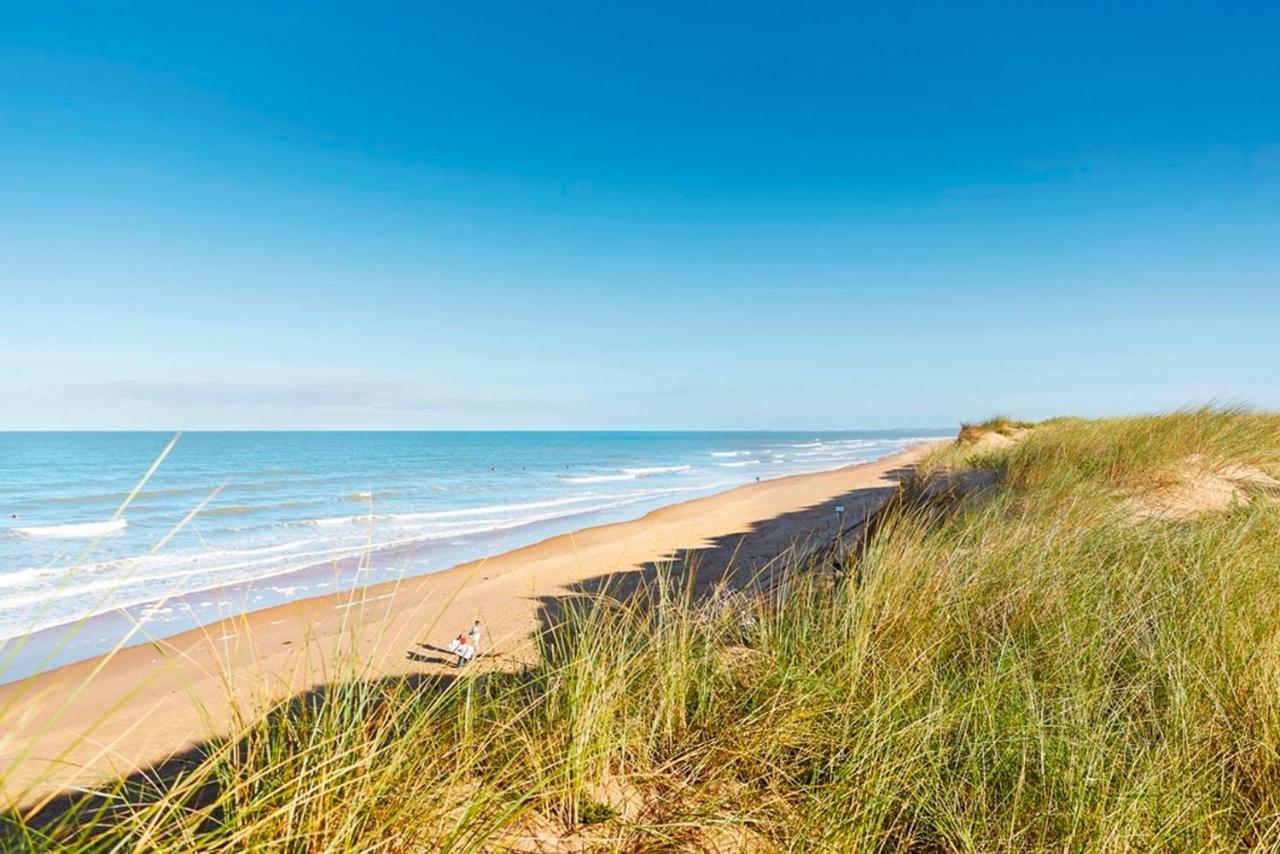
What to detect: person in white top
<box><xmin>455</xmin><ymin>641</ymin><xmax>475</xmax><ymax>667</ymax></box>
<box><xmin>468</xmin><ymin>620</ymin><xmax>482</xmax><ymax>652</ymax></box>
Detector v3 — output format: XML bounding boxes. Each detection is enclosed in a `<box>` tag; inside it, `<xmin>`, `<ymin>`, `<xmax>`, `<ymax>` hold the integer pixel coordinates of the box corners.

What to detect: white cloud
<box><xmin>56</xmin><ymin>380</ymin><xmax>538</xmax><ymax>412</ymax></box>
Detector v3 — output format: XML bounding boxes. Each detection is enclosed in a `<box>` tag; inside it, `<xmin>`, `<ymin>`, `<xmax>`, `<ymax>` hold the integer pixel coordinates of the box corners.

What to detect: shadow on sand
<box><xmin>530</xmin><ymin>467</ymin><xmax>911</xmax><ymax>629</ymax></box>
<box><xmin>1</xmin><ymin>671</ymin><xmax>460</xmax><ymax>839</ymax></box>
<box><xmin>406</xmin><ymin>642</ymin><xmax>505</xmax><ymax>666</ymax></box>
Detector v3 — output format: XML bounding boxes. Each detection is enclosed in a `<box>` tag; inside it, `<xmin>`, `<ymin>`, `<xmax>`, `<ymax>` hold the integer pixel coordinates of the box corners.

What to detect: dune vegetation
<box><xmin>4</xmin><ymin>408</ymin><xmax>1280</xmax><ymax>851</ymax></box>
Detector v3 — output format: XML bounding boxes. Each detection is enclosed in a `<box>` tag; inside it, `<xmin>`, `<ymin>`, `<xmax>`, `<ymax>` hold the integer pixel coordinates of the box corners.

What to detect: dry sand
<box><xmin>1125</xmin><ymin>453</ymin><xmax>1280</xmax><ymax>522</ymax></box>
<box><xmin>0</xmin><ymin>444</ymin><xmax>939</xmax><ymax>808</ymax></box>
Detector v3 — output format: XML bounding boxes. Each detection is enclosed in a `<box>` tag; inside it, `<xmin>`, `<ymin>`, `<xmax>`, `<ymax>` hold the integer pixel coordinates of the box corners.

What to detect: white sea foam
<box><xmin>309</xmin><ymin>515</ymin><xmax>381</xmax><ymax>527</ymax></box>
<box><xmin>0</xmin><ymin>488</ymin><xmax>724</xmax><ymax>638</ymax></box>
<box><xmin>717</xmin><ymin>459</ymin><xmax>761</xmax><ymax>467</ymax></box>
<box><xmin>561</xmin><ymin>473</ymin><xmax>638</xmax><ymax>484</ymax></box>
<box><xmin>1</xmin><ymin>483</ymin><xmax>733</xmax><ymax>617</ymax></box>
<box><xmin>620</xmin><ymin>465</ymin><xmax>692</xmax><ymax>476</ymax></box>
<box><xmin>0</xmin><ymin>566</ymin><xmax>63</xmax><ymax>587</ymax></box>
<box><xmin>389</xmin><ymin>494</ymin><xmax>605</xmax><ymax>522</ymax></box>
<box><xmin>13</xmin><ymin>519</ymin><xmax>127</xmax><ymax>539</ymax></box>
<box><xmin>305</xmin><ymin>494</ymin><xmax>610</xmax><ymax>528</ymax></box>
<box><xmin>710</xmin><ymin>451</ymin><xmax>749</xmax><ymax>457</ymax></box>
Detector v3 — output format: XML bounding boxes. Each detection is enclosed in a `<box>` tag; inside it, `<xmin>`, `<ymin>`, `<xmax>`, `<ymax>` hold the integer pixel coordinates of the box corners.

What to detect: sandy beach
<box><xmin>0</xmin><ymin>444</ymin><xmax>937</xmax><ymax>808</ymax></box>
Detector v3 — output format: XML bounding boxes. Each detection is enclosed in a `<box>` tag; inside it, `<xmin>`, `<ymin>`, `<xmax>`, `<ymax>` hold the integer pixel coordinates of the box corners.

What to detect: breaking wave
<box><xmin>13</xmin><ymin>519</ymin><xmax>128</xmax><ymax>539</ymax></box>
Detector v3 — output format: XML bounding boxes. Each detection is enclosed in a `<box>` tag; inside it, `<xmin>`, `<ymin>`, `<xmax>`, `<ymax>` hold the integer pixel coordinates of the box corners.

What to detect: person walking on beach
<box><xmin>455</xmin><ymin>639</ymin><xmax>475</xmax><ymax>668</ymax></box>
<box><xmin>468</xmin><ymin>620</ymin><xmax>482</xmax><ymax>654</ymax></box>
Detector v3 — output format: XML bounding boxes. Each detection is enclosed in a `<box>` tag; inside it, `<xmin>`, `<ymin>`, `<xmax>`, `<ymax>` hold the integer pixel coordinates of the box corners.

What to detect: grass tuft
<box><xmin>957</xmin><ymin>415</ymin><xmax>1037</xmax><ymax>444</ymax></box>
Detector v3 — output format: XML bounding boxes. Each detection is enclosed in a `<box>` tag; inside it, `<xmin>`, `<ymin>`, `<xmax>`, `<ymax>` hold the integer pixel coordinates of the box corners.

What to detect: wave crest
<box><xmin>561</xmin><ymin>474</ymin><xmax>637</xmax><ymax>484</ymax></box>
<box><xmin>620</xmin><ymin>465</ymin><xmax>692</xmax><ymax>476</ymax></box>
<box><xmin>13</xmin><ymin>519</ymin><xmax>128</xmax><ymax>539</ymax></box>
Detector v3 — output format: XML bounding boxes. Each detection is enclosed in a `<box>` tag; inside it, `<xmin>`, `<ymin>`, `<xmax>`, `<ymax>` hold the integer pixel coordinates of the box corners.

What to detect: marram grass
<box><xmin>4</xmin><ymin>408</ymin><xmax>1280</xmax><ymax>851</ymax></box>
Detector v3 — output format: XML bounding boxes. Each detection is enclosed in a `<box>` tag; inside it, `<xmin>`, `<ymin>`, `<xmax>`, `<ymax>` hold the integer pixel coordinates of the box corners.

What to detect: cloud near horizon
<box><xmin>59</xmin><ymin>380</ymin><xmax>538</xmax><ymax>412</ymax></box>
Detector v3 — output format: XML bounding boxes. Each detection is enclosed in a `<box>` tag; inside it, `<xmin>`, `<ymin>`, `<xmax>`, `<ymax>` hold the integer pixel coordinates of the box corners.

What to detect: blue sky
<box><xmin>2</xmin><ymin>1</ymin><xmax>1277</xmax><ymax>429</ymax></box>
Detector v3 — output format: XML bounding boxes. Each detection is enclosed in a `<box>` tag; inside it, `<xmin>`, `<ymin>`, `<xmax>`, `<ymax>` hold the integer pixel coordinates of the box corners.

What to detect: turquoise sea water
<box><xmin>0</xmin><ymin>430</ymin><xmax>949</xmax><ymax>680</ymax></box>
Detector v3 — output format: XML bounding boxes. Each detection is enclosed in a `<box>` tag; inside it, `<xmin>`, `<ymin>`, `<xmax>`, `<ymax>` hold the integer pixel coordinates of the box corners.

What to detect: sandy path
<box><xmin>0</xmin><ymin>444</ymin><xmax>936</xmax><ymax>808</ymax></box>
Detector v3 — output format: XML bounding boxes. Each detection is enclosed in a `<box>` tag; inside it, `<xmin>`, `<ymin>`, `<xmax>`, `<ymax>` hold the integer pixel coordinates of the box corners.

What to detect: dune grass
<box><xmin>956</xmin><ymin>415</ymin><xmax>1036</xmax><ymax>445</ymax></box>
<box><xmin>5</xmin><ymin>408</ymin><xmax>1280</xmax><ymax>851</ymax></box>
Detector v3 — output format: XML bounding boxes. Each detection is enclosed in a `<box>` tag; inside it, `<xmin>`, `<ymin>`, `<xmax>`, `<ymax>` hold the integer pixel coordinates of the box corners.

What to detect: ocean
<box><xmin>0</xmin><ymin>430</ymin><xmax>950</xmax><ymax>680</ymax></box>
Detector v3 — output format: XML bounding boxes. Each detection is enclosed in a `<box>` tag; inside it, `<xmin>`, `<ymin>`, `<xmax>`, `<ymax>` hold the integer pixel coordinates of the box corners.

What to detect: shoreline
<box><xmin>0</xmin><ymin>442</ymin><xmax>941</xmax><ymax>807</ymax></box>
